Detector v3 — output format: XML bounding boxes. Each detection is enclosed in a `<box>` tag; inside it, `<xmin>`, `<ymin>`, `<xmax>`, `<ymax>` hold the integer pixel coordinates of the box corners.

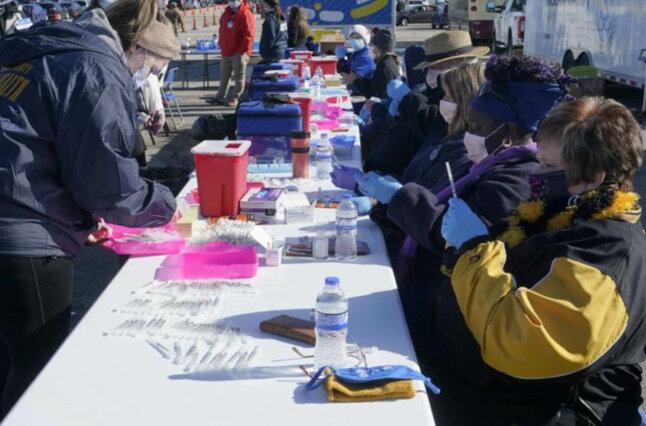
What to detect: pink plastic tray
<box><xmin>108</xmin><ymin>223</ymin><xmax>185</xmax><ymax>256</ymax></box>
<box><xmin>155</xmin><ymin>243</ymin><xmax>258</xmax><ymax>280</ymax></box>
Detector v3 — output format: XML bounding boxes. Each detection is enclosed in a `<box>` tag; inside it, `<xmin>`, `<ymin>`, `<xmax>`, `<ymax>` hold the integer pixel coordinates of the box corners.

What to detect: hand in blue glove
<box><xmin>387</xmin><ymin>79</ymin><xmax>411</xmax><ymax>117</ymax></box>
<box><xmin>330</xmin><ymin>164</ymin><xmax>364</xmax><ymax>190</ymax></box>
<box><xmin>356</xmin><ymin>172</ymin><xmax>403</xmax><ymax>204</ymax></box>
<box><xmin>335</xmin><ymin>46</ymin><xmax>348</xmax><ymax>59</ymax></box>
<box><xmin>351</xmin><ymin>196</ymin><xmax>374</xmax><ymax>216</ymax></box>
<box><xmin>441</xmin><ymin>198</ymin><xmax>488</xmax><ymax>249</ymax></box>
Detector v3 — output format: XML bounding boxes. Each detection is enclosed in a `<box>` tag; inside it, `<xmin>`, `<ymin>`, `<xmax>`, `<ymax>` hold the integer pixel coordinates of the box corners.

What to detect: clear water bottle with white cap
<box><xmin>316</xmin><ymin>132</ymin><xmax>334</xmax><ymax>180</ymax></box>
<box><xmin>314</xmin><ymin>276</ymin><xmax>348</xmax><ymax>369</ymax></box>
<box><xmin>335</xmin><ymin>194</ymin><xmax>357</xmax><ymax>261</ymax></box>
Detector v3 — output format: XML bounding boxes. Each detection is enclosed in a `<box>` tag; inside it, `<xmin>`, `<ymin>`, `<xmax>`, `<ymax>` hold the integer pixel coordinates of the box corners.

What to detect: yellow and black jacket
<box><xmin>432</xmin><ymin>192</ymin><xmax>646</xmax><ymax>425</ymax></box>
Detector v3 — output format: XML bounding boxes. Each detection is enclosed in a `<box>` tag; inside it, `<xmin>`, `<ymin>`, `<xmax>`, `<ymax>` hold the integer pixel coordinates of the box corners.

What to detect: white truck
<box><xmin>488</xmin><ymin>0</ymin><xmax>526</xmax><ymax>55</ymax></box>
<box><xmin>524</xmin><ymin>0</ymin><xmax>646</xmax><ymax>111</ymax></box>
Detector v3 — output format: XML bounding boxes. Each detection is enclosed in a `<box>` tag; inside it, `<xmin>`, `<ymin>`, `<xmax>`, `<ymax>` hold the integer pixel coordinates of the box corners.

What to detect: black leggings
<box><xmin>0</xmin><ymin>256</ymin><xmax>73</xmax><ymax>419</ymax></box>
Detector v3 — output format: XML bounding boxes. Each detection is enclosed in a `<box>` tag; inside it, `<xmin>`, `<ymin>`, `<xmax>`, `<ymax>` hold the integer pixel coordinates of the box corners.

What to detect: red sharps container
<box><xmin>290</xmin><ymin>131</ymin><xmax>311</xmax><ymax>179</ymax></box>
<box><xmin>191</xmin><ymin>140</ymin><xmax>251</xmax><ymax>217</ymax></box>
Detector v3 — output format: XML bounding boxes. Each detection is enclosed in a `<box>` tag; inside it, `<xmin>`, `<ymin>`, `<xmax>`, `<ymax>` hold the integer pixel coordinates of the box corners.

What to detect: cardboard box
<box><xmin>239</xmin><ymin>187</ymin><xmax>286</xmax><ymax>224</ymax></box>
<box><xmin>284</xmin><ymin>192</ymin><xmax>314</xmax><ymax>224</ymax></box>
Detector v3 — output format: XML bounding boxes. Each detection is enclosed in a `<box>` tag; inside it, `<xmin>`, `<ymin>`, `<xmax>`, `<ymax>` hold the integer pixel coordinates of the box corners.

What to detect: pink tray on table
<box><xmin>154</xmin><ymin>242</ymin><xmax>258</xmax><ymax>280</ymax></box>
<box><xmin>108</xmin><ymin>223</ymin><xmax>185</xmax><ymax>256</ymax></box>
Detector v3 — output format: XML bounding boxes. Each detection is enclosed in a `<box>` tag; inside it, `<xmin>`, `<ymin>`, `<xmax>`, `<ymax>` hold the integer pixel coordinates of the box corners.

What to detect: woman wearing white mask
<box><xmin>0</xmin><ymin>0</ymin><xmax>179</xmax><ymax>416</ymax></box>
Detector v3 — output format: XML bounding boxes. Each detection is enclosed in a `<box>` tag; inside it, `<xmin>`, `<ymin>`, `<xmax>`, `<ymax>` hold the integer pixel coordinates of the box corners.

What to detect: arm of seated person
<box><xmin>451</xmin><ymin>240</ymin><xmax>628</xmax><ymax>380</ymax></box>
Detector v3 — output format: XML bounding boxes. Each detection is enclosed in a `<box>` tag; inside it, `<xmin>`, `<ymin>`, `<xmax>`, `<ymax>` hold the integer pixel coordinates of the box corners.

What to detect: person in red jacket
<box><xmin>208</xmin><ymin>0</ymin><xmax>255</xmax><ymax>107</ymax></box>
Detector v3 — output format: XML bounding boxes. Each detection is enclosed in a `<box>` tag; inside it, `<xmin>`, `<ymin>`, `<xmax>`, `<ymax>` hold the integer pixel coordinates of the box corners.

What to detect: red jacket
<box><xmin>218</xmin><ymin>0</ymin><xmax>255</xmax><ymax>57</ymax></box>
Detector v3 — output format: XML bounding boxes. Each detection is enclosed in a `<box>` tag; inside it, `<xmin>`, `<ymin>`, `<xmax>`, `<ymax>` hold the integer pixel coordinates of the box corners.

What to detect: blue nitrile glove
<box><xmin>387</xmin><ymin>79</ymin><xmax>411</xmax><ymax>117</ymax></box>
<box><xmin>351</xmin><ymin>196</ymin><xmax>373</xmax><ymax>216</ymax></box>
<box><xmin>357</xmin><ymin>172</ymin><xmax>403</xmax><ymax>204</ymax></box>
<box><xmin>335</xmin><ymin>46</ymin><xmax>348</xmax><ymax>59</ymax></box>
<box><xmin>330</xmin><ymin>164</ymin><xmax>364</xmax><ymax>190</ymax></box>
<box><xmin>441</xmin><ymin>198</ymin><xmax>488</xmax><ymax>249</ymax></box>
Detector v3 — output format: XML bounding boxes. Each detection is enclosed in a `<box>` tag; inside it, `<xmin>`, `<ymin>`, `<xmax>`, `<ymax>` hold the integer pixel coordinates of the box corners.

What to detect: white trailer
<box><xmin>524</xmin><ymin>0</ymin><xmax>646</xmax><ymax>111</ymax></box>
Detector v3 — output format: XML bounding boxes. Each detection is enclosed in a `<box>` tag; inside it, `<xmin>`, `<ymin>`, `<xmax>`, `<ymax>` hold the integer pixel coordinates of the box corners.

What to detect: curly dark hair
<box><xmin>485</xmin><ymin>55</ymin><xmax>574</xmax><ymax>99</ymax></box>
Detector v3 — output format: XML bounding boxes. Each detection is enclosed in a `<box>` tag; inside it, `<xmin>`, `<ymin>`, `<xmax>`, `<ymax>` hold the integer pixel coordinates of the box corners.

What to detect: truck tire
<box><xmin>400</xmin><ymin>17</ymin><xmax>409</xmax><ymax>26</ymax></box>
<box><xmin>562</xmin><ymin>51</ymin><xmax>575</xmax><ymax>72</ymax></box>
<box><xmin>575</xmin><ymin>53</ymin><xmax>590</xmax><ymax>66</ymax></box>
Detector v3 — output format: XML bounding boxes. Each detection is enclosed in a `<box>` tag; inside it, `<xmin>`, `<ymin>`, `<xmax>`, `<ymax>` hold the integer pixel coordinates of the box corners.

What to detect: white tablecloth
<box><xmin>2</xmin><ymin>132</ymin><xmax>435</xmax><ymax>426</ymax></box>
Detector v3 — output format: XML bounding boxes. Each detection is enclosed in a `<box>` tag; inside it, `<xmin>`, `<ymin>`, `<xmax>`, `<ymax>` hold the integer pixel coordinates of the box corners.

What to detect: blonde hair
<box><xmin>440</xmin><ymin>61</ymin><xmax>485</xmax><ymax>140</ymax></box>
<box><xmin>106</xmin><ymin>0</ymin><xmax>158</xmax><ymax>52</ymax></box>
<box><xmin>537</xmin><ymin>97</ymin><xmax>643</xmax><ymax>191</ymax></box>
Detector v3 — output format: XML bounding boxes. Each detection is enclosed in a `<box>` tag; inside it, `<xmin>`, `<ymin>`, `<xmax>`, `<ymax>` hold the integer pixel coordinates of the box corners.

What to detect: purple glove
<box><xmin>330</xmin><ymin>164</ymin><xmax>364</xmax><ymax>191</ymax></box>
<box><xmin>145</xmin><ymin>110</ymin><xmax>164</xmax><ymax>135</ymax></box>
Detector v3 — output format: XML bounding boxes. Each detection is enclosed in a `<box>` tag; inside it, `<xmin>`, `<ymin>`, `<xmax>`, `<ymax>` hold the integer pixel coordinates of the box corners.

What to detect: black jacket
<box><xmin>259</xmin><ymin>11</ymin><xmax>287</xmax><ymax>62</ymax></box>
<box><xmin>430</xmin><ymin>198</ymin><xmax>646</xmax><ymax>425</ymax></box>
<box><xmin>363</xmin><ymin>91</ymin><xmax>448</xmax><ymax>176</ymax></box>
<box><xmin>387</xmin><ymin>147</ymin><xmax>538</xmax><ymax>280</ymax></box>
<box><xmin>353</xmin><ymin>53</ymin><xmax>400</xmax><ymax>99</ymax></box>
<box><xmin>287</xmin><ymin>19</ymin><xmax>307</xmax><ymax>47</ymax></box>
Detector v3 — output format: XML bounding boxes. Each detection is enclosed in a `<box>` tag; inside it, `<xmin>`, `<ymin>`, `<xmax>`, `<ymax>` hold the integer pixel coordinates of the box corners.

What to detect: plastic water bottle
<box><xmin>335</xmin><ymin>194</ymin><xmax>357</xmax><ymax>261</ymax></box>
<box><xmin>316</xmin><ymin>132</ymin><xmax>334</xmax><ymax>180</ymax></box>
<box><xmin>314</xmin><ymin>66</ymin><xmax>324</xmax><ymax>82</ymax></box>
<box><xmin>314</xmin><ymin>277</ymin><xmax>348</xmax><ymax>369</ymax></box>
<box><xmin>303</xmin><ymin>64</ymin><xmax>312</xmax><ymax>89</ymax></box>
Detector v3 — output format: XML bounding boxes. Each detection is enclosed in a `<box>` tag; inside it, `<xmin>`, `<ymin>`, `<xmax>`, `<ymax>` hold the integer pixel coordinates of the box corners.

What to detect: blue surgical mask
<box><xmin>306</xmin><ymin>365</ymin><xmax>441</xmax><ymax>395</ymax></box>
<box><xmin>346</xmin><ymin>38</ymin><xmax>365</xmax><ymax>51</ymax></box>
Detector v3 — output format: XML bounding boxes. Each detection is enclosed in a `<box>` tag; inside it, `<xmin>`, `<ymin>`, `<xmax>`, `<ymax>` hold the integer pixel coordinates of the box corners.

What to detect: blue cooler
<box><xmin>249</xmin><ymin>76</ymin><xmax>301</xmax><ymax>100</ymax></box>
<box><xmin>251</xmin><ymin>63</ymin><xmax>294</xmax><ymax>79</ymax></box>
<box><xmin>237</xmin><ymin>100</ymin><xmax>302</xmax><ymax>164</ymax></box>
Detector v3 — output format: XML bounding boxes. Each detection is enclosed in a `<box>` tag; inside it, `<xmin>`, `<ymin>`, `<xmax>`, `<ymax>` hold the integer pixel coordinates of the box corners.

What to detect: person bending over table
<box><xmin>0</xmin><ymin>0</ymin><xmax>179</xmax><ymax>416</ymax></box>
<box><xmin>436</xmin><ymin>97</ymin><xmax>646</xmax><ymax>425</ymax></box>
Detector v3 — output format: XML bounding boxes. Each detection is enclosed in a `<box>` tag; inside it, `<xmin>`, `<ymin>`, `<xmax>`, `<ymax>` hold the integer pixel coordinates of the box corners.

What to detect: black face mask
<box><xmin>529</xmin><ymin>170</ymin><xmax>572</xmax><ymax>205</ymax></box>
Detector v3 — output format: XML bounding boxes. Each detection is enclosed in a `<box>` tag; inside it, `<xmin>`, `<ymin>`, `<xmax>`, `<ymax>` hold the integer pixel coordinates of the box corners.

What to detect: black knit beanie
<box><xmin>371</xmin><ymin>29</ymin><xmax>395</xmax><ymax>53</ymax></box>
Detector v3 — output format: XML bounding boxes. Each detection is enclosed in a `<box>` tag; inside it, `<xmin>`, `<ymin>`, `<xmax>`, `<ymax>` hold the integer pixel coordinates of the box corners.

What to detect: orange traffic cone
<box><xmin>193</xmin><ymin>15</ymin><xmax>198</xmax><ymax>30</ymax></box>
<box><xmin>203</xmin><ymin>14</ymin><xmax>208</xmax><ymax>28</ymax></box>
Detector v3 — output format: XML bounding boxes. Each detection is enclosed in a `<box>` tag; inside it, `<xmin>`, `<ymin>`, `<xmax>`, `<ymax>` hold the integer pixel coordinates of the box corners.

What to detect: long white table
<box><xmin>2</xmin><ymin>133</ymin><xmax>435</xmax><ymax>426</ymax></box>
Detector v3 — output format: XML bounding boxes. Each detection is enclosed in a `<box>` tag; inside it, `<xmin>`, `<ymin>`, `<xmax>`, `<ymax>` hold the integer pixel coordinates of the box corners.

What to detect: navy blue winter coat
<box><xmin>0</xmin><ymin>11</ymin><xmax>176</xmax><ymax>257</ymax></box>
<box><xmin>259</xmin><ymin>10</ymin><xmax>288</xmax><ymax>62</ymax></box>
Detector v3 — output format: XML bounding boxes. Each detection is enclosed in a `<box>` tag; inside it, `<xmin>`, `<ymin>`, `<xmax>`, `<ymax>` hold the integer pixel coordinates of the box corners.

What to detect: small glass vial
<box><xmin>266</xmin><ymin>239</ymin><xmax>283</xmax><ymax>267</ymax></box>
<box><xmin>313</xmin><ymin>229</ymin><xmax>329</xmax><ymax>260</ymax></box>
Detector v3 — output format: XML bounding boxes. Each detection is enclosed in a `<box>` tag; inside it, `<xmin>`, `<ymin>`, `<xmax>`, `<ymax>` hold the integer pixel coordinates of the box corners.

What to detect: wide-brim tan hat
<box><xmin>414</xmin><ymin>31</ymin><xmax>490</xmax><ymax>70</ymax></box>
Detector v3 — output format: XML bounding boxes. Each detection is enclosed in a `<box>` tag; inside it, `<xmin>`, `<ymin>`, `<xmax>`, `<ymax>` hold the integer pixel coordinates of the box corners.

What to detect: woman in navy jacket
<box><xmin>0</xmin><ymin>0</ymin><xmax>179</xmax><ymax>415</ymax></box>
<box><xmin>259</xmin><ymin>0</ymin><xmax>288</xmax><ymax>62</ymax></box>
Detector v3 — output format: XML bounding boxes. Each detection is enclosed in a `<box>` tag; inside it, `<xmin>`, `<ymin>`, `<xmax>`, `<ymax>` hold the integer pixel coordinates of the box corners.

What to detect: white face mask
<box><xmin>439</xmin><ymin>100</ymin><xmax>457</xmax><ymax>124</ymax></box>
<box><xmin>463</xmin><ymin>123</ymin><xmax>507</xmax><ymax>164</ymax></box>
<box><xmin>229</xmin><ymin>0</ymin><xmax>240</xmax><ymax>10</ymax></box>
<box><xmin>131</xmin><ymin>50</ymin><xmax>150</xmax><ymax>90</ymax></box>
<box><xmin>426</xmin><ymin>68</ymin><xmax>442</xmax><ymax>89</ymax></box>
